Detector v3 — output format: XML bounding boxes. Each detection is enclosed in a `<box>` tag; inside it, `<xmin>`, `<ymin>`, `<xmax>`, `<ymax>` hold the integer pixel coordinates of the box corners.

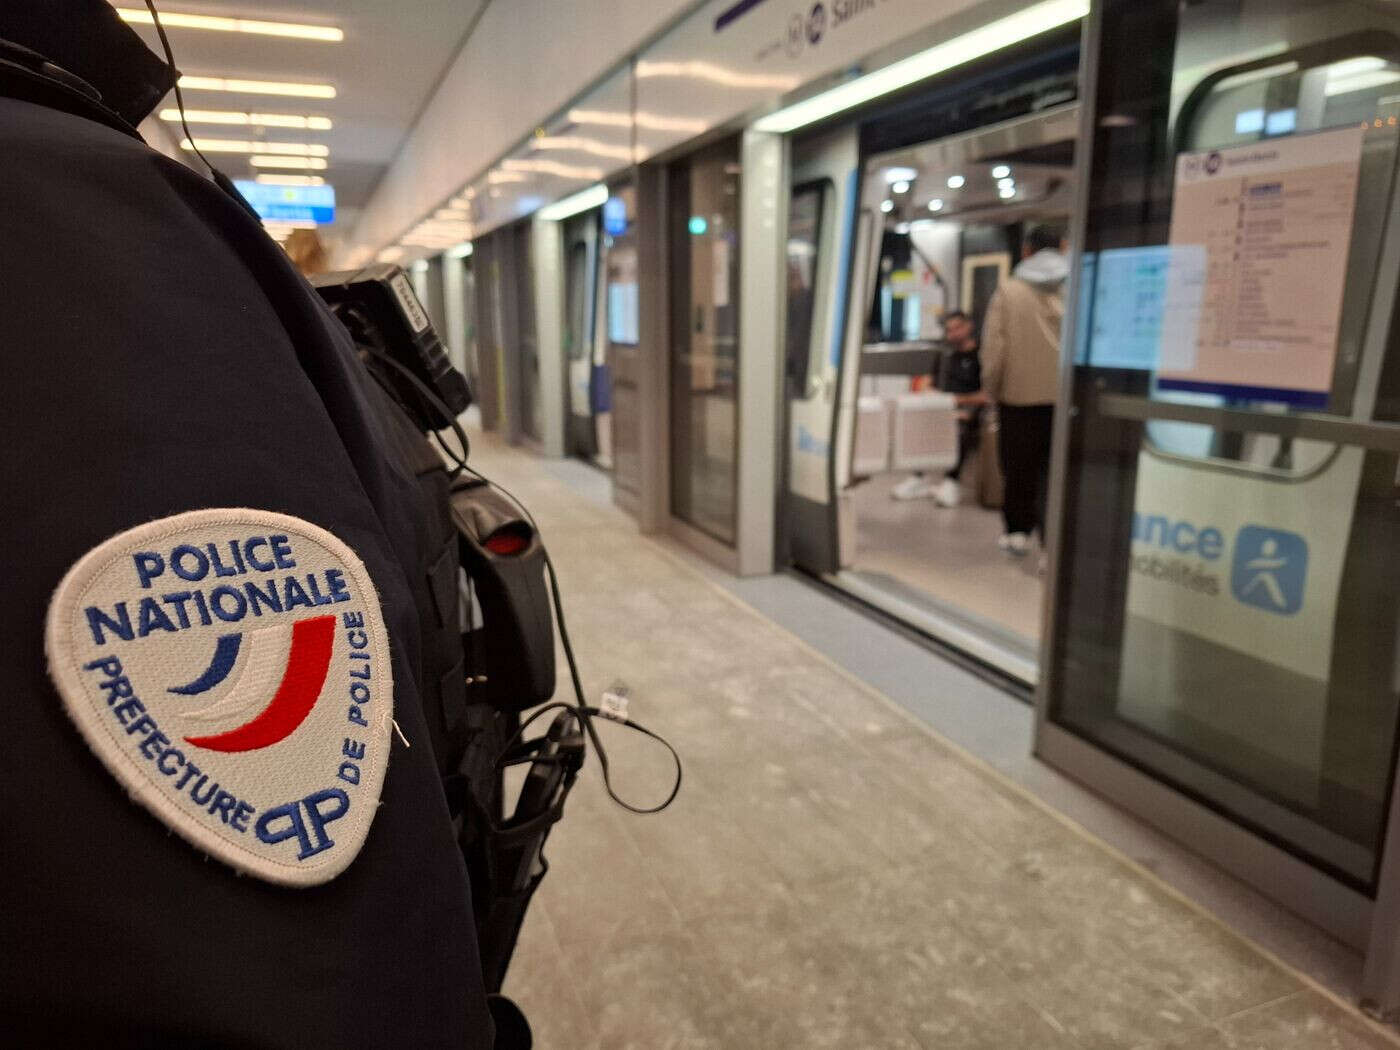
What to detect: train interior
<box><xmin>827</xmin><ymin>100</ymin><xmax>1079</xmax><ymax>684</ymax></box>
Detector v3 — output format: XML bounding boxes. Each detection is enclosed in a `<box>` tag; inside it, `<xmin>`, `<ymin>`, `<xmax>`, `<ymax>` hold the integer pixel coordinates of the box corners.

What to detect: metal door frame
<box><xmin>1033</xmin><ymin>0</ymin><xmax>1400</xmax><ymax>1014</ymax></box>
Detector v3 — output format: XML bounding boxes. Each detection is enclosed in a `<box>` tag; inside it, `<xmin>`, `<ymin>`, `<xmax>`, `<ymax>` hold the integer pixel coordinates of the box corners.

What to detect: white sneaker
<box><xmin>892</xmin><ymin>476</ymin><xmax>938</xmax><ymax>501</ymax></box>
<box><xmin>998</xmin><ymin>532</ymin><xmax>1030</xmax><ymax>555</ymax></box>
<box><xmin>934</xmin><ymin>478</ymin><xmax>961</xmax><ymax>507</ymax></box>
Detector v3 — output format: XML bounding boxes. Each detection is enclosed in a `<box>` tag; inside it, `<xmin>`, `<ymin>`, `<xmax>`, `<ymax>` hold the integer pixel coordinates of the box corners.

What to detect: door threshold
<box><xmin>823</xmin><ymin>569</ymin><xmax>1040</xmax><ymax>687</ymax></box>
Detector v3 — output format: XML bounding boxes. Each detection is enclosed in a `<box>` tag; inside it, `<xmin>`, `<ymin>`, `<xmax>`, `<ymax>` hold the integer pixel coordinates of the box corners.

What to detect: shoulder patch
<box><xmin>45</xmin><ymin>509</ymin><xmax>393</xmax><ymax>887</ymax></box>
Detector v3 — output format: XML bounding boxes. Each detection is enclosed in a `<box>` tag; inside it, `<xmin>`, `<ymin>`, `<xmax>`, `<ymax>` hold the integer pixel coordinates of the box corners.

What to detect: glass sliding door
<box><xmin>669</xmin><ymin>138</ymin><xmax>741</xmax><ymax>545</ymax></box>
<box><xmin>604</xmin><ymin>185</ymin><xmax>639</xmax><ymax>494</ymax></box>
<box><xmin>563</xmin><ymin>210</ymin><xmax>601</xmax><ymax>462</ymax></box>
<box><xmin>1042</xmin><ymin>0</ymin><xmax>1400</xmax><ymax>902</ymax></box>
<box><xmin>510</xmin><ymin>221</ymin><xmax>541</xmax><ymax>444</ymax></box>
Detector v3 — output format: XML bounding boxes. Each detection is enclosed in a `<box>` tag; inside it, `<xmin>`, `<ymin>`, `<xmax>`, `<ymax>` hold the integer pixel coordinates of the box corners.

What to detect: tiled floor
<box><xmin>468</xmin><ymin>436</ymin><xmax>1397</xmax><ymax>1050</ymax></box>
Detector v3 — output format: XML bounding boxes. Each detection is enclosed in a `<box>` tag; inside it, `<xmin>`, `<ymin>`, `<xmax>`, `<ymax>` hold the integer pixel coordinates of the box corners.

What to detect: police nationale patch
<box><xmin>45</xmin><ymin>509</ymin><xmax>393</xmax><ymax>887</ymax></box>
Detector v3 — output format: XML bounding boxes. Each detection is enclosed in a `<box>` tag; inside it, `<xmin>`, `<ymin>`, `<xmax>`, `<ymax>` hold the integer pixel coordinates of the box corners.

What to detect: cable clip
<box><xmin>598</xmin><ymin>685</ymin><xmax>630</xmax><ymax>724</ymax></box>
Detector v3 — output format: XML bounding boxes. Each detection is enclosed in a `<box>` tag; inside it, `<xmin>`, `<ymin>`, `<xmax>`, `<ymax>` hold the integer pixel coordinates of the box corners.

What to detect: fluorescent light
<box><xmin>883</xmin><ymin>166</ymin><xmax>918</xmax><ymax>183</ymax></box>
<box><xmin>894</xmin><ymin>222</ymin><xmax>910</xmax><ymax>234</ymax></box>
<box><xmin>487</xmin><ymin>170</ymin><xmax>530</xmax><ymax>184</ymax></box>
<box><xmin>998</xmin><ymin>177</ymin><xmax>1015</xmax><ymax>190</ymax></box>
<box><xmin>891</xmin><ymin>180</ymin><xmax>910</xmax><ymax>194</ymax></box>
<box><xmin>160</xmin><ymin>108</ymin><xmax>331</xmax><ymax>130</ymax></box>
<box><xmin>435</xmin><ymin>208</ymin><xmax>471</xmax><ymax>220</ymax></box>
<box><xmin>634</xmin><ymin>59</ymin><xmax>799</xmax><ymax>91</ymax></box>
<box><xmin>250</xmin><ymin>156</ymin><xmax>328</xmax><ymax>170</ymax></box>
<box><xmin>411</xmin><ymin>223</ymin><xmax>472</xmax><ymax>237</ymax></box>
<box><xmin>754</xmin><ymin>0</ymin><xmax>1088</xmax><ymax>133</ymax></box>
<box><xmin>634</xmin><ymin>111</ymin><xmax>709</xmax><ymax>133</ymax></box>
<box><xmin>448</xmin><ymin>243</ymin><xmax>475</xmax><ymax>259</ymax></box>
<box><xmin>946</xmin><ymin>174</ymin><xmax>965</xmax><ymax>189</ymax></box>
<box><xmin>880</xmin><ymin>199</ymin><xmax>894</xmax><ymax>213</ymax></box>
<box><xmin>1214</xmin><ymin>61</ymin><xmax>1299</xmax><ymax>93</ymax></box>
<box><xmin>991</xmin><ymin>164</ymin><xmax>1011</xmax><ymax>179</ymax></box>
<box><xmin>1325</xmin><ymin>57</ymin><xmax>1400</xmax><ymax>96</ymax></box>
<box><xmin>1326</xmin><ymin>56</ymin><xmax>1387</xmax><ymax>79</ymax></box>
<box><xmin>928</xmin><ymin>198</ymin><xmax>944</xmax><ymax>211</ymax></box>
<box><xmin>377</xmin><ymin>247</ymin><xmax>405</xmax><ymax>263</ymax></box>
<box><xmin>1325</xmin><ymin>70</ymin><xmax>1400</xmax><ymax>95</ymax></box>
<box><xmin>531</xmin><ymin>135</ymin><xmax>635</xmax><ymax>162</ymax></box>
<box><xmin>254</xmin><ymin>174</ymin><xmax>325</xmax><ymax>186</ymax></box>
<box><xmin>538</xmin><ymin>183</ymin><xmax>609</xmax><ymax>221</ymax></box>
<box><xmin>182</xmin><ymin>138</ymin><xmax>328</xmax><ymax>157</ymax></box>
<box><xmin>999</xmin><ymin>185</ymin><xmax>1016</xmax><ymax>199</ymax></box>
<box><xmin>115</xmin><ymin>8</ymin><xmax>342</xmax><ymax>42</ymax></box>
<box><xmin>502</xmin><ymin>157</ymin><xmax>605</xmax><ymax>180</ymax></box>
<box><xmin>566</xmin><ymin>108</ymin><xmax>632</xmax><ymax>127</ymax></box>
<box><xmin>178</xmin><ymin>76</ymin><xmax>336</xmax><ymax>100</ymax></box>
<box><xmin>568</xmin><ymin>108</ymin><xmax>708</xmax><ymax>134</ymax></box>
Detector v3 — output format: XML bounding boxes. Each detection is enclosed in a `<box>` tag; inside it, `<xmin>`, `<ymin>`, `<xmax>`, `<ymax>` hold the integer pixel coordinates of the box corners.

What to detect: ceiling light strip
<box><xmin>530</xmin><ymin>135</ymin><xmax>635</xmax><ymax>162</ymax></box>
<box><xmin>178</xmin><ymin>76</ymin><xmax>336</xmax><ymax>100</ymax></box>
<box><xmin>181</xmin><ymin>138</ymin><xmax>329</xmax><ymax>157</ymax></box>
<box><xmin>501</xmin><ymin>157</ymin><xmax>605</xmax><ymax>180</ymax></box>
<box><xmin>634</xmin><ymin>59</ymin><xmax>799</xmax><ymax>91</ymax></box>
<box><xmin>115</xmin><ymin>9</ymin><xmax>343</xmax><ymax>42</ymax></box>
<box><xmin>250</xmin><ymin>156</ymin><xmax>328</xmax><ymax>170</ymax></box>
<box><xmin>160</xmin><ymin>109</ymin><xmax>332</xmax><ymax>130</ymax></box>
<box><xmin>567</xmin><ymin>108</ymin><xmax>709</xmax><ymax>134</ymax></box>
<box><xmin>538</xmin><ymin>183</ymin><xmax>609</xmax><ymax>221</ymax></box>
<box><xmin>254</xmin><ymin>174</ymin><xmax>325</xmax><ymax>186</ymax></box>
<box><xmin>754</xmin><ymin>0</ymin><xmax>1088</xmax><ymax>134</ymax></box>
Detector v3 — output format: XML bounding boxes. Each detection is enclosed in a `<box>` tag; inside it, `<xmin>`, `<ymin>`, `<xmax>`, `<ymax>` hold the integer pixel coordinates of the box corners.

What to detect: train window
<box><xmin>785</xmin><ymin>183</ymin><xmax>825</xmax><ymax>394</ymax></box>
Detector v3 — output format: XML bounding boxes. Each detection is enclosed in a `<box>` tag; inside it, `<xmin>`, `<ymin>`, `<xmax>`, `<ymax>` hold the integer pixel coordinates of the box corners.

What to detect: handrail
<box><xmin>1095</xmin><ymin>392</ymin><xmax>1400</xmax><ymax>453</ymax></box>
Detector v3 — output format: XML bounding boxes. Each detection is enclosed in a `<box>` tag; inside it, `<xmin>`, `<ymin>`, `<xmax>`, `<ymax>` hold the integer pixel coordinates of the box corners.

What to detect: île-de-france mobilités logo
<box><xmin>45</xmin><ymin>509</ymin><xmax>393</xmax><ymax>887</ymax></box>
<box><xmin>1230</xmin><ymin>525</ymin><xmax>1308</xmax><ymax>616</ymax></box>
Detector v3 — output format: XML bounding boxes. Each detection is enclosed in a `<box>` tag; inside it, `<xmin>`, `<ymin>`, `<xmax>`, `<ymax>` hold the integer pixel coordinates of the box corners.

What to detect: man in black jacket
<box><xmin>0</xmin><ymin>3</ymin><xmax>495</xmax><ymax>1046</ymax></box>
<box><xmin>891</xmin><ymin>310</ymin><xmax>985</xmax><ymax>507</ymax></box>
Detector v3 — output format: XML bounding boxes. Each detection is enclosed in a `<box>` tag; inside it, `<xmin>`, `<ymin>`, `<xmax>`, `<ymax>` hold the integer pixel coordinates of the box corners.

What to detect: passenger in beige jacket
<box><xmin>981</xmin><ymin>223</ymin><xmax>1068</xmax><ymax>555</ymax></box>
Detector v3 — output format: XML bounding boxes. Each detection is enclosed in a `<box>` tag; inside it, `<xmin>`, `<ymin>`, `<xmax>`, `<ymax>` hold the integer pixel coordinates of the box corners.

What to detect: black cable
<box><xmin>357</xmin><ymin>344</ymin><xmax>680</xmax><ymax>814</ymax></box>
<box><xmin>142</xmin><ymin>0</ymin><xmax>216</xmax><ymax>176</ymax></box>
<box><xmin>356</xmin><ymin>344</ymin><xmax>473</xmax><ymax>479</ymax></box>
<box><xmin>142</xmin><ymin>1</ymin><xmax>269</xmax><ymax>224</ymax></box>
<box><xmin>464</xmin><ymin>465</ymin><xmax>680</xmax><ymax>813</ymax></box>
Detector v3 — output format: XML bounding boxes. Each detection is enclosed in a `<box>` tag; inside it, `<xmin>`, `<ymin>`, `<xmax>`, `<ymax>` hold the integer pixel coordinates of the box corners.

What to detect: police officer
<box><xmin>0</xmin><ymin>3</ymin><xmax>496</xmax><ymax>1045</ymax></box>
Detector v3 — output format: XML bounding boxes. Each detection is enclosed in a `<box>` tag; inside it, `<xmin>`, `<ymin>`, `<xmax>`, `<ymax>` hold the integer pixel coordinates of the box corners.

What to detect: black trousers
<box><xmin>997</xmin><ymin>403</ymin><xmax>1054</xmax><ymax>537</ymax></box>
<box><xmin>944</xmin><ymin>407</ymin><xmax>982</xmax><ymax>481</ymax></box>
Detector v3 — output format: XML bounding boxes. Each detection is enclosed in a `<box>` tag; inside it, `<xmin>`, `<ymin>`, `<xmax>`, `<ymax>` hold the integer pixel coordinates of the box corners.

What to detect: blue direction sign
<box><xmin>234</xmin><ymin>180</ymin><xmax>336</xmax><ymax>224</ymax></box>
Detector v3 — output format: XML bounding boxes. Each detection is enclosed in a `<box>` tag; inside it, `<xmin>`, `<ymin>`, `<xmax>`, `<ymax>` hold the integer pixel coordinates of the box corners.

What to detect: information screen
<box><xmin>234</xmin><ymin>181</ymin><xmax>336</xmax><ymax>224</ymax></box>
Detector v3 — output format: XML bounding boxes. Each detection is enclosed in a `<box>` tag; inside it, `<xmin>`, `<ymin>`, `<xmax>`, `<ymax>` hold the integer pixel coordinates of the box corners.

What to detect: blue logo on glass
<box><xmin>1230</xmin><ymin>526</ymin><xmax>1307</xmax><ymax>615</ymax></box>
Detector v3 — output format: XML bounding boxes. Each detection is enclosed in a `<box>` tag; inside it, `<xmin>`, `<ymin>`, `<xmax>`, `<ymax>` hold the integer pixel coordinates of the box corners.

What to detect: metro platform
<box><xmin>458</xmin><ymin>427</ymin><xmax>1398</xmax><ymax>1050</ymax></box>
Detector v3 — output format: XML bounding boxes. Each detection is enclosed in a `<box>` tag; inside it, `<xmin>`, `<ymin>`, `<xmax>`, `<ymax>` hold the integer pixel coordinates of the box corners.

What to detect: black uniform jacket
<box><xmin>0</xmin><ymin>11</ymin><xmax>493</xmax><ymax>1047</ymax></box>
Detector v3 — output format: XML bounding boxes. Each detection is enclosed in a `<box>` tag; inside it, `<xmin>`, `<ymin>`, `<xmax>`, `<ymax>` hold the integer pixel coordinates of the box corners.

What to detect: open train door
<box><xmin>780</xmin><ymin>126</ymin><xmax>873</xmax><ymax>574</ymax></box>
